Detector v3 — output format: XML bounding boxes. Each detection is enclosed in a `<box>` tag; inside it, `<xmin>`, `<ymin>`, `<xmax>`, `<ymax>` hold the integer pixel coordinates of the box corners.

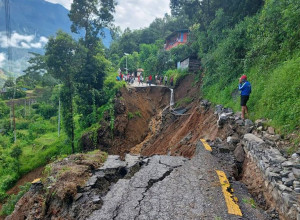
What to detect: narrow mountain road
<box><xmin>87</xmin><ymin>143</ymin><xmax>270</xmax><ymax>220</ymax></box>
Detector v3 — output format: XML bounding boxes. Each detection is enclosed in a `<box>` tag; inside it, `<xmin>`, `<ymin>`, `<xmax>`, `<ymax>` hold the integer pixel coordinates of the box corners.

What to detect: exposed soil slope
<box><xmin>81</xmin><ymin>86</ymin><xmax>170</xmax><ymax>157</ymax></box>
<box><xmin>82</xmin><ymin>74</ymin><xmax>227</xmax><ymax>158</ymax></box>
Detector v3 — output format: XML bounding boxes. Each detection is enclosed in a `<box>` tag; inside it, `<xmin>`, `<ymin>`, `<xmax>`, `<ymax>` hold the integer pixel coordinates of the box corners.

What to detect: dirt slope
<box><xmin>81</xmin><ymin>86</ymin><xmax>170</xmax><ymax>157</ymax></box>
<box><xmin>81</xmin><ymin>74</ymin><xmax>228</xmax><ymax>158</ymax></box>
<box><xmin>136</xmin><ymin>75</ymin><xmax>228</xmax><ymax>158</ymax></box>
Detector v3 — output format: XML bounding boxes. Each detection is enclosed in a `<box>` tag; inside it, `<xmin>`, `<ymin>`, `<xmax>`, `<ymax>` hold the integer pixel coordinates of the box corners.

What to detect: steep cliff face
<box><xmin>81</xmin><ymin>86</ymin><xmax>171</xmax><ymax>157</ymax></box>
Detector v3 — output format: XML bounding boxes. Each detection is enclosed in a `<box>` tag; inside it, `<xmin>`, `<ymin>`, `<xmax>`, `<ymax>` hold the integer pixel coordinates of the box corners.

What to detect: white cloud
<box><xmin>0</xmin><ymin>32</ymin><xmax>48</xmax><ymax>49</ymax></box>
<box><xmin>114</xmin><ymin>0</ymin><xmax>170</xmax><ymax>30</ymax></box>
<box><xmin>0</xmin><ymin>53</ymin><xmax>5</xmax><ymax>68</ymax></box>
<box><xmin>45</xmin><ymin>0</ymin><xmax>171</xmax><ymax>30</ymax></box>
<box><xmin>45</xmin><ymin>0</ymin><xmax>72</xmax><ymax>9</ymax></box>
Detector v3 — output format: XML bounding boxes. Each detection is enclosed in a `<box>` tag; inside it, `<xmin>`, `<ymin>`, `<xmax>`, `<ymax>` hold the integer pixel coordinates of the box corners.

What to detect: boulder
<box><xmin>217</xmin><ymin>113</ymin><xmax>232</xmax><ymax>127</ymax></box>
<box><xmin>218</xmin><ymin>145</ymin><xmax>231</xmax><ymax>153</ymax></box>
<box><xmin>223</xmin><ymin>108</ymin><xmax>234</xmax><ymax>114</ymax></box>
<box><xmin>257</xmin><ymin>126</ymin><xmax>263</xmax><ymax>131</ymax></box>
<box><xmin>214</xmin><ymin>105</ymin><xmax>223</xmax><ymax>115</ymax></box>
<box><xmin>243</xmin><ymin>133</ymin><xmax>264</xmax><ymax>144</ymax></box>
<box><xmin>235</xmin><ymin>119</ymin><xmax>244</xmax><ymax>126</ymax></box>
<box><xmin>200</xmin><ymin>99</ymin><xmax>211</xmax><ymax>109</ymax></box>
<box><xmin>245</xmin><ymin>119</ymin><xmax>254</xmax><ymax>127</ymax></box>
<box><xmin>234</xmin><ymin>144</ymin><xmax>245</xmax><ymax>162</ymax></box>
<box><xmin>255</xmin><ymin>119</ymin><xmax>267</xmax><ymax>127</ymax></box>
<box><xmin>282</xmin><ymin>161</ymin><xmax>295</xmax><ymax>167</ymax></box>
<box><xmin>292</xmin><ymin>168</ymin><xmax>300</xmax><ymax>179</ymax></box>
<box><xmin>264</xmin><ymin>133</ymin><xmax>280</xmax><ymax>142</ymax></box>
<box><xmin>227</xmin><ymin>136</ymin><xmax>240</xmax><ymax>145</ymax></box>
<box><xmin>268</xmin><ymin>127</ymin><xmax>275</xmax><ymax>135</ymax></box>
<box><xmin>282</xmin><ymin>175</ymin><xmax>295</xmax><ymax>187</ymax></box>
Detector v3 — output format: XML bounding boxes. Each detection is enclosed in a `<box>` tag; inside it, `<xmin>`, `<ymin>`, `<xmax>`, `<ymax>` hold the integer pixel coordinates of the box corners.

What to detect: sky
<box><xmin>45</xmin><ymin>0</ymin><xmax>171</xmax><ymax>30</ymax></box>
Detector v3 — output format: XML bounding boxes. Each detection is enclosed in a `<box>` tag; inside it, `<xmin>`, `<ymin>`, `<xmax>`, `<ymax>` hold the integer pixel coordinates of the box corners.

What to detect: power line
<box><xmin>4</xmin><ymin>0</ymin><xmax>16</xmax><ymax>142</ymax></box>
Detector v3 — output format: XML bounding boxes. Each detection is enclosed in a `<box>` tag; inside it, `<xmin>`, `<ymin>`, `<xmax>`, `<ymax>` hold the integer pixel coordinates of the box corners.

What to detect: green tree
<box><xmin>17</xmin><ymin>53</ymin><xmax>46</xmax><ymax>89</ymax></box>
<box><xmin>45</xmin><ymin>31</ymin><xmax>86</xmax><ymax>153</ymax></box>
<box><xmin>69</xmin><ymin>0</ymin><xmax>116</xmax><ymax>49</ymax></box>
<box><xmin>3</xmin><ymin>77</ymin><xmax>15</xmax><ymax>88</ymax></box>
<box><xmin>69</xmin><ymin>0</ymin><xmax>116</xmax><ymax>128</ymax></box>
<box><xmin>119</xmin><ymin>52</ymin><xmax>140</xmax><ymax>73</ymax></box>
<box><xmin>75</xmin><ymin>43</ymin><xmax>111</xmax><ymax>128</ymax></box>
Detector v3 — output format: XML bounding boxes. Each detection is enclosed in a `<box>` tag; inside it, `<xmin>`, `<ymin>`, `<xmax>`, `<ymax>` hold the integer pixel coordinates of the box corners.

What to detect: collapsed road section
<box><xmin>88</xmin><ymin>148</ymin><xmax>270</xmax><ymax>220</ymax></box>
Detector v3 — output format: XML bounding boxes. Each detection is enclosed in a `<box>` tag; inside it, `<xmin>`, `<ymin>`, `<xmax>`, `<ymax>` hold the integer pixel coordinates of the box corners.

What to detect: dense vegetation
<box><xmin>0</xmin><ymin>0</ymin><xmax>121</xmax><ymax>215</ymax></box>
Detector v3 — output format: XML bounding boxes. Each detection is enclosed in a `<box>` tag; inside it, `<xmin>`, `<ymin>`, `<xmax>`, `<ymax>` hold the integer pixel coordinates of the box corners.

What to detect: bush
<box><xmin>0</xmin><ymin>102</ymin><xmax>9</xmax><ymax>119</ymax></box>
<box><xmin>128</xmin><ymin>112</ymin><xmax>134</xmax><ymax>119</ymax></box>
<box><xmin>36</xmin><ymin>103</ymin><xmax>57</xmax><ymax>119</ymax></box>
<box><xmin>16</xmin><ymin>119</ymin><xmax>30</xmax><ymax>130</ymax></box>
<box><xmin>0</xmin><ymin>135</ymin><xmax>12</xmax><ymax>149</ymax></box>
<box><xmin>31</xmin><ymin>103</ymin><xmax>39</xmax><ymax>109</ymax></box>
<box><xmin>0</xmin><ymin>182</ymin><xmax>31</xmax><ymax>216</ymax></box>
<box><xmin>2</xmin><ymin>88</ymin><xmax>26</xmax><ymax>100</ymax></box>
<box><xmin>0</xmin><ymin>173</ymin><xmax>19</xmax><ymax>193</ymax></box>
<box><xmin>165</xmin><ymin>69</ymin><xmax>189</xmax><ymax>87</ymax></box>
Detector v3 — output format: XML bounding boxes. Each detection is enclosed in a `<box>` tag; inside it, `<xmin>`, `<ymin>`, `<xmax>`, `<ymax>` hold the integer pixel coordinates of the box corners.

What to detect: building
<box><xmin>177</xmin><ymin>56</ymin><xmax>201</xmax><ymax>73</ymax></box>
<box><xmin>164</xmin><ymin>29</ymin><xmax>189</xmax><ymax>51</ymax></box>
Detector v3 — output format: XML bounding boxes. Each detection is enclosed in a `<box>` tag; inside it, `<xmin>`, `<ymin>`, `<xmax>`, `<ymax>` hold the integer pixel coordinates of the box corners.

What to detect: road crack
<box><xmin>158</xmin><ymin>160</ymin><xmax>184</xmax><ymax>169</ymax></box>
<box><xmin>134</xmin><ymin>167</ymin><xmax>175</xmax><ymax>219</ymax></box>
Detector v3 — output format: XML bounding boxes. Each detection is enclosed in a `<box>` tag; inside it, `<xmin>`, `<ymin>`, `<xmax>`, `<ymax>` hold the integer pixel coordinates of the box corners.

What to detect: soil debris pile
<box><xmin>6</xmin><ymin>151</ymin><xmax>107</xmax><ymax>220</ymax></box>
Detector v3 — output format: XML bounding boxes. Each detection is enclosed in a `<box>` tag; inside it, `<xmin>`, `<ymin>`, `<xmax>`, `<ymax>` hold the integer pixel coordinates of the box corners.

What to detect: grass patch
<box><xmin>175</xmin><ymin>97</ymin><xmax>193</xmax><ymax>108</ymax></box>
<box><xmin>242</xmin><ymin>198</ymin><xmax>256</xmax><ymax>208</ymax></box>
<box><xmin>19</xmin><ymin>132</ymin><xmax>71</xmax><ymax>175</ymax></box>
<box><xmin>134</xmin><ymin>111</ymin><xmax>142</xmax><ymax>118</ymax></box>
<box><xmin>128</xmin><ymin>112</ymin><xmax>134</xmax><ymax>119</ymax></box>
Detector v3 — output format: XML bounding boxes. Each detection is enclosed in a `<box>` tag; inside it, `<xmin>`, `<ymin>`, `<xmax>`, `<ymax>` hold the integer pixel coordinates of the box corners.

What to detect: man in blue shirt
<box><xmin>238</xmin><ymin>75</ymin><xmax>251</xmax><ymax>119</ymax></box>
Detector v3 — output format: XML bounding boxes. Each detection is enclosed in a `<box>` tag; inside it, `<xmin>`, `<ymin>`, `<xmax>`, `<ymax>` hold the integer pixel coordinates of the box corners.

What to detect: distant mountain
<box><xmin>0</xmin><ymin>0</ymin><xmax>112</xmax><ymax>84</ymax></box>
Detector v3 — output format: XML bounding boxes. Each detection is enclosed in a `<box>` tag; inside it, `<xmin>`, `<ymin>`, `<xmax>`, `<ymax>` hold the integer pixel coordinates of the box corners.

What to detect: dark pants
<box><xmin>240</xmin><ymin>95</ymin><xmax>249</xmax><ymax>106</ymax></box>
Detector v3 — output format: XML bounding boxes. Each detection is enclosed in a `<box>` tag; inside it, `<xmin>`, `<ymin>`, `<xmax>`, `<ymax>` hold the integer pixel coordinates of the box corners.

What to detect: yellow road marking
<box><xmin>200</xmin><ymin>139</ymin><xmax>212</xmax><ymax>152</ymax></box>
<box><xmin>215</xmin><ymin>170</ymin><xmax>242</xmax><ymax>216</ymax></box>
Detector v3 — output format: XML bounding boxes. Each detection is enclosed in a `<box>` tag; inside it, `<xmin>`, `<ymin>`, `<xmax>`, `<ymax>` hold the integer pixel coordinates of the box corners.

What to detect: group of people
<box><xmin>116</xmin><ymin>72</ymin><xmax>136</xmax><ymax>84</ymax></box>
<box><xmin>145</xmin><ymin>75</ymin><xmax>174</xmax><ymax>86</ymax></box>
<box><xmin>116</xmin><ymin>71</ymin><xmax>174</xmax><ymax>87</ymax></box>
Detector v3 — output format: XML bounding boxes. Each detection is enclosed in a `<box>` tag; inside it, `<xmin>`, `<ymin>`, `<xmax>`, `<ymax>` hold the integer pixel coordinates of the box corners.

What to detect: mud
<box><xmin>81</xmin><ymin>86</ymin><xmax>171</xmax><ymax>157</ymax></box>
<box><xmin>82</xmin><ymin>74</ymin><xmax>227</xmax><ymax>159</ymax></box>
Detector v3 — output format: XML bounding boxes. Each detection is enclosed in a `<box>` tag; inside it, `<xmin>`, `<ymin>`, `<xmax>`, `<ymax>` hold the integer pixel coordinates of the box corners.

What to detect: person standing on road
<box><xmin>170</xmin><ymin>76</ymin><xmax>174</xmax><ymax>87</ymax></box>
<box><xmin>238</xmin><ymin>75</ymin><xmax>251</xmax><ymax>120</ymax></box>
<box><xmin>164</xmin><ymin>75</ymin><xmax>168</xmax><ymax>86</ymax></box>
<box><xmin>149</xmin><ymin>75</ymin><xmax>152</xmax><ymax>86</ymax></box>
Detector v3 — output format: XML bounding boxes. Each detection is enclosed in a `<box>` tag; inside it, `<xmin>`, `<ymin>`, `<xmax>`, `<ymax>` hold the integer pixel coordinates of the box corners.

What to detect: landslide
<box><xmin>82</xmin><ymin>74</ymin><xmax>229</xmax><ymax>158</ymax></box>
<box><xmin>81</xmin><ymin>86</ymin><xmax>170</xmax><ymax>157</ymax></box>
<box><xmin>133</xmin><ymin>75</ymin><xmax>228</xmax><ymax>158</ymax></box>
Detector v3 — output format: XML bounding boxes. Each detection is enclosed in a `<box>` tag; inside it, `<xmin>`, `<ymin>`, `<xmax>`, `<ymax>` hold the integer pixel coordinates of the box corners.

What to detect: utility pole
<box><xmin>124</xmin><ymin>53</ymin><xmax>129</xmax><ymax>74</ymax></box>
<box><xmin>12</xmin><ymin>98</ymin><xmax>16</xmax><ymax>142</ymax></box>
<box><xmin>24</xmin><ymin>100</ymin><xmax>26</xmax><ymax>118</ymax></box>
<box><xmin>5</xmin><ymin>0</ymin><xmax>16</xmax><ymax>142</ymax></box>
<box><xmin>58</xmin><ymin>95</ymin><xmax>61</xmax><ymax>137</ymax></box>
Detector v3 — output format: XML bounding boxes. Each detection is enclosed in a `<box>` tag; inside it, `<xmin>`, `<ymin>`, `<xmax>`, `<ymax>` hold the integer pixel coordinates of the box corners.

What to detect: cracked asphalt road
<box><xmin>87</xmin><ymin>146</ymin><xmax>271</xmax><ymax>220</ymax></box>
